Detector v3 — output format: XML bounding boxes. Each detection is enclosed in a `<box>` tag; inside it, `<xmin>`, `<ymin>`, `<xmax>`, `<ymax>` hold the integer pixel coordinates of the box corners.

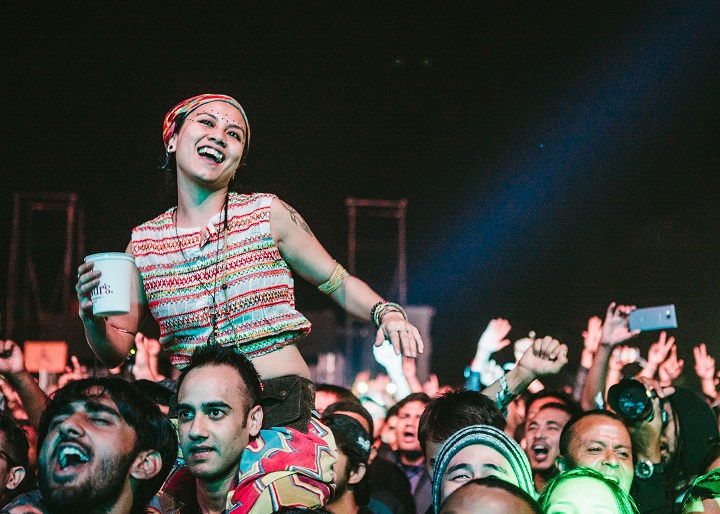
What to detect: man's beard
<box><xmin>39</xmin><ymin>450</ymin><xmax>136</xmax><ymax>514</ymax></box>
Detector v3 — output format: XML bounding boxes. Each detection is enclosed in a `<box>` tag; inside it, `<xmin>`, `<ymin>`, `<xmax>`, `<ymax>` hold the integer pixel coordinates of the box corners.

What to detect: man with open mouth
<box><xmin>3</xmin><ymin>377</ymin><xmax>177</xmax><ymax>514</ymax></box>
<box><xmin>523</xmin><ymin>402</ymin><xmax>572</xmax><ymax>494</ymax></box>
<box><xmin>386</xmin><ymin>393</ymin><xmax>432</xmax><ymax>514</ymax></box>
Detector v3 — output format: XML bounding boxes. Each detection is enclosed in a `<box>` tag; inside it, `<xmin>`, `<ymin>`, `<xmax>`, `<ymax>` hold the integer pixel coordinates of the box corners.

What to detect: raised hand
<box><xmin>423</xmin><ymin>373</ymin><xmax>440</xmax><ymax>398</ymax></box>
<box><xmin>583</xmin><ymin>316</ymin><xmax>603</xmax><ymax>354</ymax></box>
<box><xmin>132</xmin><ymin>332</ymin><xmax>155</xmax><ymax>381</ymax></box>
<box><xmin>0</xmin><ymin>340</ymin><xmax>50</xmax><ymax>430</ymax></box>
<box><xmin>401</xmin><ymin>355</ymin><xmax>424</xmax><ymax>393</ymax></box>
<box><xmin>694</xmin><ymin>343</ymin><xmax>716</xmax><ymax>381</ymax></box>
<box><xmin>145</xmin><ymin>335</ymin><xmax>162</xmax><ymax>357</ymax></box>
<box><xmin>375</xmin><ymin>312</ymin><xmax>424</xmax><ymax>359</ymax></box>
<box><xmin>581</xmin><ymin>304</ymin><xmax>639</xmax><ymax>412</ymax></box>
<box><xmin>477</xmin><ymin>318</ymin><xmax>512</xmax><ymax>355</ymax></box>
<box><xmin>513</xmin><ymin>334</ymin><xmax>535</xmax><ymax>362</ymax></box>
<box><xmin>601</xmin><ymin>303</ymin><xmax>640</xmax><ymax>346</ymax></box>
<box><xmin>609</xmin><ymin>346</ymin><xmax>641</xmax><ymax>373</ymax></box>
<box><xmin>0</xmin><ymin>340</ymin><xmax>25</xmax><ymax>374</ymax></box>
<box><xmin>628</xmin><ymin>375</ymin><xmax>674</xmax><ymax>464</ymax></box>
<box><xmin>480</xmin><ymin>359</ymin><xmax>505</xmax><ymax>386</ymax></box>
<box><xmin>647</xmin><ymin>332</ymin><xmax>675</xmax><ymax>370</ymax></box>
<box><xmin>373</xmin><ymin>341</ymin><xmax>412</xmax><ymax>398</ymax></box>
<box><xmin>658</xmin><ymin>346</ymin><xmax>684</xmax><ymax>386</ymax></box>
<box><xmin>57</xmin><ymin>355</ymin><xmax>89</xmax><ymax>389</ymax></box>
<box><xmin>517</xmin><ymin>336</ymin><xmax>569</xmax><ymax>378</ymax></box>
<box><xmin>76</xmin><ymin>261</ymin><xmax>101</xmax><ymax>320</ymax></box>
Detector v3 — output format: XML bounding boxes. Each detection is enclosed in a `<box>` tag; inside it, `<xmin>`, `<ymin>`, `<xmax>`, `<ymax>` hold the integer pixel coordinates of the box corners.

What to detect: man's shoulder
<box><xmin>150</xmin><ymin>464</ymin><xmax>199</xmax><ymax>514</ymax></box>
<box><xmin>1</xmin><ymin>490</ymin><xmax>47</xmax><ymax>514</ymax></box>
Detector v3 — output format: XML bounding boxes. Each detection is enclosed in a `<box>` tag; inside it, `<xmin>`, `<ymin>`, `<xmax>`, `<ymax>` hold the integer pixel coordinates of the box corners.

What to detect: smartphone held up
<box><xmin>628</xmin><ymin>304</ymin><xmax>678</xmax><ymax>332</ymax></box>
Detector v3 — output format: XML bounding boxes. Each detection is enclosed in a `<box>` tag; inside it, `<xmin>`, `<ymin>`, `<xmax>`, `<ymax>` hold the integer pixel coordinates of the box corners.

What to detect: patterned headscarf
<box><xmin>432</xmin><ymin>424</ymin><xmax>535</xmax><ymax>513</ymax></box>
<box><xmin>162</xmin><ymin>93</ymin><xmax>250</xmax><ymax>162</ymax></box>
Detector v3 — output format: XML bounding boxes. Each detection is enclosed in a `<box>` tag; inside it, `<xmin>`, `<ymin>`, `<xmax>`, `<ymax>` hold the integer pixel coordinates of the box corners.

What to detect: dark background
<box><xmin>2</xmin><ymin>2</ymin><xmax>720</xmax><ymax>387</ymax></box>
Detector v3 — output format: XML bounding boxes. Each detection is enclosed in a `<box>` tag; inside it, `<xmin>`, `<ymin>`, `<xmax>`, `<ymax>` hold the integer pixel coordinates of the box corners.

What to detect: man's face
<box><xmin>314</xmin><ymin>391</ymin><xmax>340</xmax><ymax>417</ymax></box>
<box><xmin>545</xmin><ymin>476</ymin><xmax>619</xmax><ymax>514</ymax></box>
<box><xmin>425</xmin><ymin>439</ymin><xmax>443</xmax><ymax>476</ymax></box>
<box><xmin>177</xmin><ymin>364</ymin><xmax>261</xmax><ymax>484</ymax></box>
<box><xmin>395</xmin><ymin>401</ymin><xmax>426</xmax><ymax>453</ymax></box>
<box><xmin>439</xmin><ymin>482</ymin><xmax>538</xmax><ymax>514</ymax></box>
<box><xmin>381</xmin><ymin>414</ymin><xmax>398</xmax><ymax>451</ymax></box>
<box><xmin>38</xmin><ymin>392</ymin><xmax>138</xmax><ymax>512</ymax></box>
<box><xmin>333</xmin><ymin>448</ymin><xmax>351</xmax><ymax>497</ymax></box>
<box><xmin>440</xmin><ymin>444</ymin><xmax>519</xmax><ymax>505</ymax></box>
<box><xmin>525</xmin><ymin>407</ymin><xmax>570</xmax><ymax>472</ymax></box>
<box><xmin>566</xmin><ymin>415</ymin><xmax>633</xmax><ymax>492</ymax></box>
<box><xmin>0</xmin><ymin>432</ymin><xmax>23</xmax><ymax>501</ymax></box>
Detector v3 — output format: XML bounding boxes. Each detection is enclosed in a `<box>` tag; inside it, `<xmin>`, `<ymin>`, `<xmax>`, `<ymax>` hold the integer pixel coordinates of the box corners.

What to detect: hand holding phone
<box><xmin>628</xmin><ymin>305</ymin><xmax>678</xmax><ymax>332</ymax></box>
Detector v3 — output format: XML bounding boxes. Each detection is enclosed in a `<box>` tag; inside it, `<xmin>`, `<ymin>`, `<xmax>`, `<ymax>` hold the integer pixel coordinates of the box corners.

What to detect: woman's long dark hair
<box><xmin>664</xmin><ymin>388</ymin><xmax>720</xmax><ymax>502</ymax></box>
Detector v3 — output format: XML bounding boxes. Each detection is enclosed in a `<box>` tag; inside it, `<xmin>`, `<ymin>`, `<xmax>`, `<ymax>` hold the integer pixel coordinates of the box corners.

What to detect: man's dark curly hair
<box><xmin>38</xmin><ymin>377</ymin><xmax>178</xmax><ymax>514</ymax></box>
<box><xmin>419</xmin><ymin>389</ymin><xmax>505</xmax><ymax>454</ymax></box>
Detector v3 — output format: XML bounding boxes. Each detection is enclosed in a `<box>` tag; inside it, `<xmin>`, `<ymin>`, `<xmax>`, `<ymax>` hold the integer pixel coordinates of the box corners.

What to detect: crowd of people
<box><xmin>4</xmin><ymin>306</ymin><xmax>720</xmax><ymax>513</ymax></box>
<box><xmin>2</xmin><ymin>93</ymin><xmax>720</xmax><ymax>514</ymax></box>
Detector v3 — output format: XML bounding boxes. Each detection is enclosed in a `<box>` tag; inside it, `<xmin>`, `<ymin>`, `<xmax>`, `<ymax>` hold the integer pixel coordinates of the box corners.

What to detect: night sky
<box><xmin>2</xmin><ymin>2</ymin><xmax>720</xmax><ymax>386</ymax></box>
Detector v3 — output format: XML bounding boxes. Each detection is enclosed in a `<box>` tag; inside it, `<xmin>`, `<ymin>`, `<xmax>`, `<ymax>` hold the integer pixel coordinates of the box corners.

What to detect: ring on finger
<box><xmin>394</xmin><ymin>329</ymin><xmax>402</xmax><ymax>333</ymax></box>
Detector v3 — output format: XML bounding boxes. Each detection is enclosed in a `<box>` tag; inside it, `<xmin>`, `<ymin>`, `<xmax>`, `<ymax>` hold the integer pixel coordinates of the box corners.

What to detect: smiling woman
<box><xmin>74</xmin><ymin>92</ymin><xmax>425</xmax><ymax>512</ymax></box>
<box><xmin>77</xmin><ymin>94</ymin><xmax>423</xmax><ymax>373</ymax></box>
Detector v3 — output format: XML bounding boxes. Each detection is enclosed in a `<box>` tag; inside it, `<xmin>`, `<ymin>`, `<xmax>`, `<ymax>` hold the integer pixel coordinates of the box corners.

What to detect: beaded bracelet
<box><xmin>370</xmin><ymin>301</ymin><xmax>385</xmax><ymax>327</ymax></box>
<box><xmin>317</xmin><ymin>263</ymin><xmax>349</xmax><ymax>295</ymax></box>
<box><xmin>371</xmin><ymin>301</ymin><xmax>408</xmax><ymax>328</ymax></box>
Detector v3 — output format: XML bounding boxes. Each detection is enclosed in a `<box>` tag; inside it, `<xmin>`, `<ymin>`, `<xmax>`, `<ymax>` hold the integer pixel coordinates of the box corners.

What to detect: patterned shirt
<box><xmin>131</xmin><ymin>192</ymin><xmax>311</xmax><ymax>368</ymax></box>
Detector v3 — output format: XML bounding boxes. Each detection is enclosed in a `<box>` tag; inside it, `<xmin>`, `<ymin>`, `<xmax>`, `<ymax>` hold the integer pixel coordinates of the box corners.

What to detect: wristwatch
<box><xmin>635</xmin><ymin>460</ymin><xmax>664</xmax><ymax>480</ymax></box>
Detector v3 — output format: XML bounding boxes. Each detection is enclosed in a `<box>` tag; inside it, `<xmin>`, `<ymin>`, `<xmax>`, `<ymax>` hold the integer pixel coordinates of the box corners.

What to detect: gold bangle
<box><xmin>317</xmin><ymin>263</ymin><xmax>349</xmax><ymax>295</ymax></box>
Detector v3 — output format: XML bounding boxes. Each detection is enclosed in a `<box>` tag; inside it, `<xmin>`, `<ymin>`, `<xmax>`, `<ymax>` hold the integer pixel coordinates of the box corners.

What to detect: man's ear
<box><xmin>5</xmin><ymin>466</ymin><xmax>25</xmax><ymax>491</ymax></box>
<box><xmin>348</xmin><ymin>463</ymin><xmax>366</xmax><ymax>485</ymax></box>
<box><xmin>129</xmin><ymin>450</ymin><xmax>163</xmax><ymax>481</ymax></box>
<box><xmin>247</xmin><ymin>405</ymin><xmax>263</xmax><ymax>437</ymax></box>
<box><xmin>555</xmin><ymin>455</ymin><xmax>566</xmax><ymax>473</ymax></box>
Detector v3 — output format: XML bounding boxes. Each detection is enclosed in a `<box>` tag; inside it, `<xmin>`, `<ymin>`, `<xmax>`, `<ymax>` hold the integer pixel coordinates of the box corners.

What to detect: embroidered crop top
<box><xmin>131</xmin><ymin>192</ymin><xmax>311</xmax><ymax>368</ymax></box>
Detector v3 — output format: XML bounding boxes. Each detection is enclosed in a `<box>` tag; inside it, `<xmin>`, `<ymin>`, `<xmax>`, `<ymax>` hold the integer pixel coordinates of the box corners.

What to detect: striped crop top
<box><xmin>131</xmin><ymin>192</ymin><xmax>311</xmax><ymax>368</ymax></box>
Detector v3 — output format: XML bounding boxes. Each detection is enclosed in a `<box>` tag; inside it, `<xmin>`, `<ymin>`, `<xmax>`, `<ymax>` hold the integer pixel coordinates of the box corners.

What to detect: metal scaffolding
<box><xmin>345</xmin><ymin>197</ymin><xmax>408</xmax><ymax>303</ymax></box>
<box><xmin>344</xmin><ymin>198</ymin><xmax>408</xmax><ymax>376</ymax></box>
<box><xmin>5</xmin><ymin>192</ymin><xmax>85</xmax><ymax>341</ymax></box>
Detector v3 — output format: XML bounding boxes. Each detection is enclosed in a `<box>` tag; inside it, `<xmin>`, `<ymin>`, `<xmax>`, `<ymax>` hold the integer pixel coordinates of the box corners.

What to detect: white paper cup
<box><xmin>84</xmin><ymin>252</ymin><xmax>135</xmax><ymax>317</ymax></box>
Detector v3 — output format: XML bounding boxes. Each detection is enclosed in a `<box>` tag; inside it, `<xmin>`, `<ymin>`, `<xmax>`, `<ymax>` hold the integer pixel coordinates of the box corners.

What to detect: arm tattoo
<box><xmin>280</xmin><ymin>200</ymin><xmax>314</xmax><ymax>237</ymax></box>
